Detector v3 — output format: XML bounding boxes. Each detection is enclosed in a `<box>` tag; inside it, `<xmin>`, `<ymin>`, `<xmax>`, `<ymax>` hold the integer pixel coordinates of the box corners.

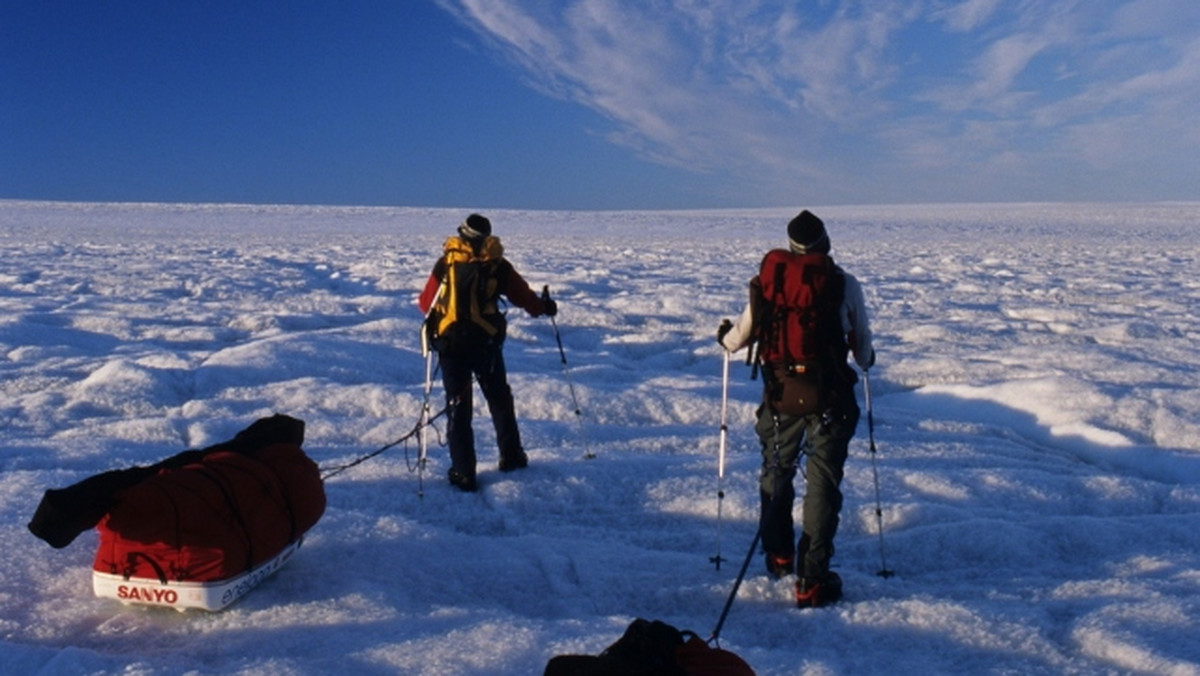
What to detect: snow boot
<box><xmin>795</xmin><ymin>571</ymin><xmax>842</xmax><ymax>608</ymax></box>
<box><xmin>498</xmin><ymin>450</ymin><xmax>528</xmax><ymax>472</ymax></box>
<box><xmin>448</xmin><ymin>468</ymin><xmax>477</xmax><ymax>492</ymax></box>
<box><xmin>765</xmin><ymin>552</ymin><xmax>794</xmax><ymax>579</ymax></box>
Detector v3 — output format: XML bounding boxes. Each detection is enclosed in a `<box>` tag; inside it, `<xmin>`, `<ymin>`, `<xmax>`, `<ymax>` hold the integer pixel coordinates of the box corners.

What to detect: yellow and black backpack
<box><xmin>426</xmin><ymin>235</ymin><xmax>507</xmax><ymax>348</ymax></box>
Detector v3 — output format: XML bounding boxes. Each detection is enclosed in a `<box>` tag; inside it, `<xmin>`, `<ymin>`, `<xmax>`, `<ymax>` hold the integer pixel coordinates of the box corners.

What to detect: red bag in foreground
<box><xmin>30</xmin><ymin>414</ymin><xmax>324</xmax><ymax>611</ymax></box>
<box><xmin>93</xmin><ymin>415</ymin><xmax>323</xmax><ymax>610</ymax></box>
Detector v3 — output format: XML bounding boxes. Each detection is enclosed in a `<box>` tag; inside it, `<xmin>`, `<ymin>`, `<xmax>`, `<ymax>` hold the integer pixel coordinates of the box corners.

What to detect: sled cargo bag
<box><xmin>86</xmin><ymin>415</ymin><xmax>324</xmax><ymax>611</ymax></box>
<box><xmin>544</xmin><ymin>618</ymin><xmax>756</xmax><ymax>676</ymax></box>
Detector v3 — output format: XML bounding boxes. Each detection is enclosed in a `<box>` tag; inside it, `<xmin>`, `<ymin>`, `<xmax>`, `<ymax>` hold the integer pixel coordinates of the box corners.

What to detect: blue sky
<box><xmin>3</xmin><ymin>1</ymin><xmax>1198</xmax><ymax>210</ymax></box>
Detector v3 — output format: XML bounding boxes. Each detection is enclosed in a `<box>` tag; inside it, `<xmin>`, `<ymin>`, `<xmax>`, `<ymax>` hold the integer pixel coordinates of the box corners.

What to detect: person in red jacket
<box><xmin>417</xmin><ymin>214</ymin><xmax>557</xmax><ymax>492</ymax></box>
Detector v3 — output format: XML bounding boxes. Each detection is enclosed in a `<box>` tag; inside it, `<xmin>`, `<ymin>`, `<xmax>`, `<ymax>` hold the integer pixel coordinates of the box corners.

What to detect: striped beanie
<box><xmin>787</xmin><ymin>210</ymin><xmax>829</xmax><ymax>254</ymax></box>
<box><xmin>458</xmin><ymin>213</ymin><xmax>492</xmax><ymax>240</ymax></box>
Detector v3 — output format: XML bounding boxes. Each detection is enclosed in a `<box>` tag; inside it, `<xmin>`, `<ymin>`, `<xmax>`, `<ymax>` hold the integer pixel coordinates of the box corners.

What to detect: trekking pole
<box><xmin>708</xmin><ymin>525</ymin><xmax>761</xmax><ymax>647</ymax></box>
<box><xmin>418</xmin><ymin>276</ymin><xmax>448</xmax><ymax>498</ymax></box>
<box><xmin>418</xmin><ymin>336</ymin><xmax>434</xmax><ymax>498</ymax></box>
<box><xmin>863</xmin><ymin>370</ymin><xmax>894</xmax><ymax>578</ymax></box>
<box><xmin>545</xmin><ymin>285</ymin><xmax>593</xmax><ymax>459</ymax></box>
<box><xmin>709</xmin><ymin>349</ymin><xmax>731</xmax><ymax>570</ymax></box>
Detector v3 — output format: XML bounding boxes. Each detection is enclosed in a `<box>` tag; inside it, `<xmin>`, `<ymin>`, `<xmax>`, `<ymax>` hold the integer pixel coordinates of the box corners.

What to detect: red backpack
<box><xmin>751</xmin><ymin>249</ymin><xmax>847</xmax><ymax>415</ymax></box>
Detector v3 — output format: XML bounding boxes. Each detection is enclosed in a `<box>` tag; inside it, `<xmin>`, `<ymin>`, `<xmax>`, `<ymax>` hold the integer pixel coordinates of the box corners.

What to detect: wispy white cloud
<box><xmin>919</xmin><ymin>31</ymin><xmax>1047</xmax><ymax>114</ymax></box>
<box><xmin>437</xmin><ymin>0</ymin><xmax>1200</xmax><ymax>204</ymax></box>
<box><xmin>764</xmin><ymin>4</ymin><xmax>914</xmax><ymax>122</ymax></box>
<box><xmin>440</xmin><ymin>0</ymin><xmax>718</xmax><ymax>169</ymax></box>
<box><xmin>936</xmin><ymin>0</ymin><xmax>1004</xmax><ymax>33</ymax></box>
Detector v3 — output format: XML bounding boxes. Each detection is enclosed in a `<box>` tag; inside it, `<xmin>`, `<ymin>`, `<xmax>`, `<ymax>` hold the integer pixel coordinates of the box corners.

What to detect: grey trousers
<box><xmin>755</xmin><ymin>397</ymin><xmax>860</xmax><ymax>579</ymax></box>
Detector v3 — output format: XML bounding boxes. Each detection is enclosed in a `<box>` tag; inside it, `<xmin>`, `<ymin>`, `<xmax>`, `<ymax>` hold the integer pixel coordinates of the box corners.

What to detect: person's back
<box><xmin>752</xmin><ymin>245</ymin><xmax>851</xmax><ymax>418</ymax></box>
<box><xmin>425</xmin><ymin>229</ymin><xmax>508</xmax><ymax>352</ymax></box>
<box><xmin>417</xmin><ymin>214</ymin><xmax>557</xmax><ymax>492</ymax></box>
<box><xmin>718</xmin><ymin>210</ymin><xmax>873</xmax><ymax>607</ymax></box>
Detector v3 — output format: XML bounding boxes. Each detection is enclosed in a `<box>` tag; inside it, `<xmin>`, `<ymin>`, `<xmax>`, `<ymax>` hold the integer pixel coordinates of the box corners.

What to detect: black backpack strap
<box><xmin>124</xmin><ymin>551</ymin><xmax>169</xmax><ymax>584</ymax></box>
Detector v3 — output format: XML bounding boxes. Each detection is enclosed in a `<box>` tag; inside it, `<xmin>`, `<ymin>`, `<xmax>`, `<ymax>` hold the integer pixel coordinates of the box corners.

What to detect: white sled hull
<box><xmin>92</xmin><ymin>537</ymin><xmax>303</xmax><ymax>612</ymax></box>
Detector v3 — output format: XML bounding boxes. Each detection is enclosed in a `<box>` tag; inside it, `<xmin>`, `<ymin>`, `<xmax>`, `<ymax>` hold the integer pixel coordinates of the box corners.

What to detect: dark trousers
<box><xmin>440</xmin><ymin>340</ymin><xmax>524</xmax><ymax>478</ymax></box>
<box><xmin>755</xmin><ymin>397</ymin><xmax>859</xmax><ymax>579</ymax></box>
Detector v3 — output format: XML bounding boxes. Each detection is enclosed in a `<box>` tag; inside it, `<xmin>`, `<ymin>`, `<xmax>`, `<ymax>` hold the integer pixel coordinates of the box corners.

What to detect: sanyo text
<box><xmin>117</xmin><ymin>585</ymin><xmax>178</xmax><ymax>604</ymax></box>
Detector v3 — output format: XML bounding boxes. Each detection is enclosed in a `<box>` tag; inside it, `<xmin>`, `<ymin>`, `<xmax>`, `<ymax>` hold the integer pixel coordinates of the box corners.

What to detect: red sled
<box><xmin>29</xmin><ymin>414</ymin><xmax>325</xmax><ymax>611</ymax></box>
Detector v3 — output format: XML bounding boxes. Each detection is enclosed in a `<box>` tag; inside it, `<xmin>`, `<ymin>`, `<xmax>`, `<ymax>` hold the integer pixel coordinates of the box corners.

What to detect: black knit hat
<box><xmin>458</xmin><ymin>213</ymin><xmax>492</xmax><ymax>240</ymax></box>
<box><xmin>787</xmin><ymin>210</ymin><xmax>829</xmax><ymax>253</ymax></box>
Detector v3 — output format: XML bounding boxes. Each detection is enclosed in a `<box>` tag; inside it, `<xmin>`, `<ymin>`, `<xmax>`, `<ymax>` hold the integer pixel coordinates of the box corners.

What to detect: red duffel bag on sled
<box><xmin>29</xmin><ymin>414</ymin><xmax>324</xmax><ymax>611</ymax></box>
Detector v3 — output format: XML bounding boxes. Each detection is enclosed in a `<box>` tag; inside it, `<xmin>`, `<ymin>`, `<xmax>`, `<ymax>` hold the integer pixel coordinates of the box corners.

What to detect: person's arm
<box><xmin>719</xmin><ymin>277</ymin><xmax>759</xmax><ymax>352</ymax></box>
<box><xmin>417</xmin><ymin>260</ymin><xmax>446</xmax><ymax>314</ymax></box>
<box><xmin>842</xmin><ymin>273</ymin><xmax>875</xmax><ymax>370</ymax></box>
<box><xmin>499</xmin><ymin>261</ymin><xmax>550</xmax><ymax>317</ymax></box>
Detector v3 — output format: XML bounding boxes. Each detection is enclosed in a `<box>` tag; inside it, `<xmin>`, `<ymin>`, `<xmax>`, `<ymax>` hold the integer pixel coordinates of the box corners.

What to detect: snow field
<box><xmin>1</xmin><ymin>200</ymin><xmax>1199</xmax><ymax>674</ymax></box>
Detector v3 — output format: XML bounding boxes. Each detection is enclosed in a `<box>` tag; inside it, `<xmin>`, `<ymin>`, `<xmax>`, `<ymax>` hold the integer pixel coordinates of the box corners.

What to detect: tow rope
<box><xmin>318</xmin><ymin>400</ymin><xmax>454</xmax><ymax>482</ymax></box>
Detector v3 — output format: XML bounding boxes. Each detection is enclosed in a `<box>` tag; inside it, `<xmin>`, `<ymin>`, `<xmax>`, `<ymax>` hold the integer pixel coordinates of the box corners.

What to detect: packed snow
<box><xmin>2</xmin><ymin>200</ymin><xmax>1199</xmax><ymax>675</ymax></box>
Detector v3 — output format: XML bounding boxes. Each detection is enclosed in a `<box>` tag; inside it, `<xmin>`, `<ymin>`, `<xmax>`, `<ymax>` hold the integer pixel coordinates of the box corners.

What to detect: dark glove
<box><xmin>716</xmin><ymin>319</ymin><xmax>733</xmax><ymax>345</ymax></box>
<box><xmin>541</xmin><ymin>286</ymin><xmax>558</xmax><ymax>317</ymax></box>
<box><xmin>866</xmin><ymin>348</ymin><xmax>876</xmax><ymax>369</ymax></box>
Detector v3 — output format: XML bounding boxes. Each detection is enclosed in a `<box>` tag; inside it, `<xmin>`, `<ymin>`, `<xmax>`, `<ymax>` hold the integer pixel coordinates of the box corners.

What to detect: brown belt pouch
<box><xmin>765</xmin><ymin>362</ymin><xmax>824</xmax><ymax>416</ymax></box>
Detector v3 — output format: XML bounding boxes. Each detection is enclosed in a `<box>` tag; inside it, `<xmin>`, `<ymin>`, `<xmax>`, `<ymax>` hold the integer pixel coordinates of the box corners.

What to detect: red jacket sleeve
<box><xmin>417</xmin><ymin>260</ymin><xmax>445</xmax><ymax>314</ymax></box>
<box><xmin>500</xmin><ymin>262</ymin><xmax>548</xmax><ymax>317</ymax></box>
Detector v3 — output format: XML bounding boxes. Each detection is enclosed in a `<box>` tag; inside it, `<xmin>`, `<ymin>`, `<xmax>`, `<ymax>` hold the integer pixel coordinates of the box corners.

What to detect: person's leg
<box><xmin>794</xmin><ymin>402</ymin><xmax>860</xmax><ymax>606</ymax></box>
<box><xmin>441</xmin><ymin>352</ymin><xmax>477</xmax><ymax>490</ymax></box>
<box><xmin>799</xmin><ymin>405</ymin><xmax>859</xmax><ymax>579</ymax></box>
<box><xmin>473</xmin><ymin>344</ymin><xmax>527</xmax><ymax>470</ymax></box>
<box><xmin>755</xmin><ymin>408</ymin><xmax>806</xmax><ymax>576</ymax></box>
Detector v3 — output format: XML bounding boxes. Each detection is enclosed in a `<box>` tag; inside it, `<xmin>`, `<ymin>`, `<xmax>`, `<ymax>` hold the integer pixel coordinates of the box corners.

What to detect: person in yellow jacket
<box><xmin>418</xmin><ymin>214</ymin><xmax>556</xmax><ymax>492</ymax></box>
